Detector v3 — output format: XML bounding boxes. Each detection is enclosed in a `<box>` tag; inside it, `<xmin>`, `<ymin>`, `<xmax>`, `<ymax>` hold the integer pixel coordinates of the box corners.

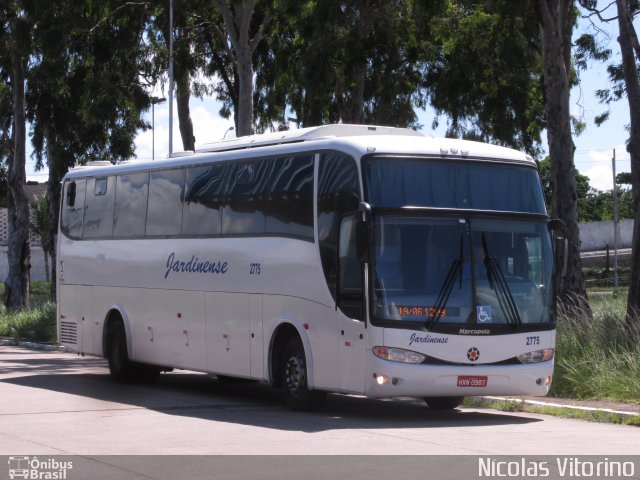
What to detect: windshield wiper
<box><xmin>481</xmin><ymin>234</ymin><xmax>522</xmax><ymax>328</ymax></box>
<box><xmin>426</xmin><ymin>237</ymin><xmax>463</xmax><ymax>329</ymax></box>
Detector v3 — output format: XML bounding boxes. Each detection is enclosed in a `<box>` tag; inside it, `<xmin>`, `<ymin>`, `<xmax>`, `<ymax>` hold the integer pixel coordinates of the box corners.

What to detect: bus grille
<box><xmin>59</xmin><ymin>321</ymin><xmax>78</xmax><ymax>344</ymax></box>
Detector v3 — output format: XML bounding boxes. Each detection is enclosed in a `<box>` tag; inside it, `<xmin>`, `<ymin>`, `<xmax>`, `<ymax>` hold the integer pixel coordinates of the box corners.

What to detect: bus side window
<box><xmin>182</xmin><ymin>164</ymin><xmax>225</xmax><ymax>236</ymax></box>
<box><xmin>265</xmin><ymin>155</ymin><xmax>314</xmax><ymax>240</ymax></box>
<box><xmin>338</xmin><ymin>214</ymin><xmax>363</xmax><ymax>320</ymax></box>
<box><xmin>83</xmin><ymin>177</ymin><xmax>115</xmax><ymax>238</ymax></box>
<box><xmin>147</xmin><ymin>169</ymin><xmax>184</xmax><ymax>236</ymax></box>
<box><xmin>113</xmin><ymin>173</ymin><xmax>149</xmax><ymax>237</ymax></box>
<box><xmin>61</xmin><ymin>179</ymin><xmax>86</xmax><ymax>239</ymax></box>
<box><xmin>317</xmin><ymin>152</ymin><xmax>360</xmax><ymax>302</ymax></box>
<box><xmin>222</xmin><ymin>159</ymin><xmax>269</xmax><ymax>235</ymax></box>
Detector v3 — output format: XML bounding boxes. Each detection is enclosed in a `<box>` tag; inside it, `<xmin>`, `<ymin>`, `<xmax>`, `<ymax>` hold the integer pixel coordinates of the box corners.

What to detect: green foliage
<box><xmin>0</xmin><ymin>303</ymin><xmax>57</xmax><ymax>343</ymax></box>
<box><xmin>617</xmin><ymin>172</ymin><xmax>632</xmax><ymax>184</ymax></box>
<box><xmin>551</xmin><ymin>293</ymin><xmax>640</xmax><ymax>404</ymax></box>
<box><xmin>29</xmin><ymin>193</ymin><xmax>51</xmax><ymax>250</ymax></box>
<box><xmin>424</xmin><ymin>0</ymin><xmax>545</xmax><ymax>155</ymax></box>
<box><xmin>536</xmin><ymin>156</ymin><xmax>633</xmax><ymax>220</ymax></box>
<box><xmin>26</xmin><ymin>0</ymin><xmax>152</xmax><ymax>173</ymax></box>
<box><xmin>0</xmin><ymin>282</ymin><xmax>56</xmax><ymax>342</ymax></box>
<box><xmin>259</xmin><ymin>0</ymin><xmax>438</xmax><ymax>129</ymax></box>
<box><xmin>581</xmin><ymin>187</ymin><xmax>635</xmax><ymax>221</ymax></box>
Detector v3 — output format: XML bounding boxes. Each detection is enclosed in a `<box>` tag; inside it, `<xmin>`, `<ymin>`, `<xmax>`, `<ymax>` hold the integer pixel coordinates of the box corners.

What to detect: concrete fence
<box><xmin>578</xmin><ymin>219</ymin><xmax>634</xmax><ymax>252</ymax></box>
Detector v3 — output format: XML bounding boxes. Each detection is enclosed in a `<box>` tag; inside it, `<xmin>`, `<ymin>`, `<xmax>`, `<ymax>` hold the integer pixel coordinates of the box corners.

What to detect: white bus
<box><xmin>57</xmin><ymin>124</ymin><xmax>563</xmax><ymax>411</ymax></box>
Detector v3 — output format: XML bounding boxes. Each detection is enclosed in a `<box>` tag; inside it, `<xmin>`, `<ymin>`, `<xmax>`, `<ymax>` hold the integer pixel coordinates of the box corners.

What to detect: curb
<box><xmin>0</xmin><ymin>337</ymin><xmax>71</xmax><ymax>353</ymax></box>
<box><xmin>474</xmin><ymin>396</ymin><xmax>640</xmax><ymax>419</ymax></box>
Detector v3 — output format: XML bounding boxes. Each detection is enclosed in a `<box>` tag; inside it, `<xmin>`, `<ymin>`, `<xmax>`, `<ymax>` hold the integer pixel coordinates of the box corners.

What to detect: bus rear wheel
<box><xmin>280</xmin><ymin>336</ymin><xmax>326</xmax><ymax>411</ymax></box>
<box><xmin>108</xmin><ymin>321</ymin><xmax>159</xmax><ymax>383</ymax></box>
<box><xmin>424</xmin><ymin>396</ymin><xmax>464</xmax><ymax>410</ymax></box>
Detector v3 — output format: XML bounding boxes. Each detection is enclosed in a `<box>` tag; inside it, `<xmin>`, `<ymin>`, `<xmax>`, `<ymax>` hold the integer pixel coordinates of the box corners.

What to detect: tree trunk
<box><xmin>336</xmin><ymin>64</ymin><xmax>366</xmax><ymax>124</ymax></box>
<box><xmin>236</xmin><ymin>46</ymin><xmax>254</xmax><ymax>137</ymax></box>
<box><xmin>537</xmin><ymin>0</ymin><xmax>590</xmax><ymax>316</ymax></box>
<box><xmin>46</xmin><ymin>128</ymin><xmax>65</xmax><ymax>302</ymax></box>
<box><xmin>176</xmin><ymin>67</ymin><xmax>195</xmax><ymax>151</ymax></box>
<box><xmin>212</xmin><ymin>0</ymin><xmax>262</xmax><ymax>137</ymax></box>
<box><xmin>4</xmin><ymin>46</ymin><xmax>30</xmax><ymax>311</ymax></box>
<box><xmin>616</xmin><ymin>0</ymin><xmax>640</xmax><ymax>327</ymax></box>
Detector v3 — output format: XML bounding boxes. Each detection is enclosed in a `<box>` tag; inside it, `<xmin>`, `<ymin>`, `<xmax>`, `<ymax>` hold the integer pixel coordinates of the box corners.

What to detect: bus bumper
<box><xmin>365</xmin><ymin>355</ymin><xmax>554</xmax><ymax>398</ymax></box>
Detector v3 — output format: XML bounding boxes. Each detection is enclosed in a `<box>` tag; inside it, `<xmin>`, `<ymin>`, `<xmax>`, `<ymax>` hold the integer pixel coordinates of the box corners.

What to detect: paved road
<box><xmin>1</xmin><ymin>346</ymin><xmax>639</xmax><ymax>479</ymax></box>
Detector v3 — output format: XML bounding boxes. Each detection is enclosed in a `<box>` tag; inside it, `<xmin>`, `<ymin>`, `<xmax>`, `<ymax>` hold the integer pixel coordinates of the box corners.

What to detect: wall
<box><xmin>578</xmin><ymin>219</ymin><xmax>634</xmax><ymax>252</ymax></box>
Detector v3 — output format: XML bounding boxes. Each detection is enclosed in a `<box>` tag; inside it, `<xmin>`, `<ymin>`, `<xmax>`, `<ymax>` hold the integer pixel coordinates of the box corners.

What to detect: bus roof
<box><xmin>195</xmin><ymin>124</ymin><xmax>423</xmax><ymax>153</ymax></box>
<box><xmin>63</xmin><ymin>124</ymin><xmax>535</xmax><ymax>180</ymax></box>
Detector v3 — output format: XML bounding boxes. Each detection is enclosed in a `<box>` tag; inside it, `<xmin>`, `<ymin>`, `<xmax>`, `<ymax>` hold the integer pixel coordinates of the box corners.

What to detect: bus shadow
<box><xmin>0</xmin><ymin>350</ymin><xmax>543</xmax><ymax>432</ymax></box>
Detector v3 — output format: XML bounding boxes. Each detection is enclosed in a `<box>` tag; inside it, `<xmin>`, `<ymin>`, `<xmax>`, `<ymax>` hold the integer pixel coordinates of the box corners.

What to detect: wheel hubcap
<box><xmin>285</xmin><ymin>354</ymin><xmax>304</xmax><ymax>393</ymax></box>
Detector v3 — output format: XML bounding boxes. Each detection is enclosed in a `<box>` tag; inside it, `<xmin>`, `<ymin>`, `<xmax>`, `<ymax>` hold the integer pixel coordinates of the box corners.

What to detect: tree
<box><xmin>425</xmin><ymin>0</ymin><xmax>545</xmax><ymax>155</ymax></box>
<box><xmin>1</xmin><ymin>1</ymin><xmax>32</xmax><ymax>310</ymax></box>
<box><xmin>211</xmin><ymin>0</ymin><xmax>269</xmax><ymax>136</ymax></box>
<box><xmin>578</xmin><ymin>0</ymin><xmax>640</xmax><ymax>324</ymax></box>
<box><xmin>258</xmin><ymin>0</ymin><xmax>438</xmax><ymax>129</ymax></box>
<box><xmin>29</xmin><ymin>193</ymin><xmax>51</xmax><ymax>282</ymax></box>
<box><xmin>537</xmin><ymin>157</ymin><xmax>592</xmax><ymax>217</ymax></box>
<box><xmin>614</xmin><ymin>0</ymin><xmax>640</xmax><ymax>324</ymax></box>
<box><xmin>26</xmin><ymin>0</ymin><xmax>153</xmax><ymax>297</ymax></box>
<box><xmin>147</xmin><ymin>2</ymin><xmax>213</xmax><ymax>151</ymax></box>
<box><xmin>537</xmin><ymin>0</ymin><xmax>591</xmax><ymax>314</ymax></box>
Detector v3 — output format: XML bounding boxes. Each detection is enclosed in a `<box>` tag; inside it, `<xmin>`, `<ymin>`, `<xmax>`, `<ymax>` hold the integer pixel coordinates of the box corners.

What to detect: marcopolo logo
<box><xmin>8</xmin><ymin>457</ymin><xmax>73</xmax><ymax>480</ymax></box>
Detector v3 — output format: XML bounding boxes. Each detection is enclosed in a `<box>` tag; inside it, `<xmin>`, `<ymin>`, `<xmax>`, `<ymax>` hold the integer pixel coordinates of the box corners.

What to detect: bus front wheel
<box><xmin>424</xmin><ymin>396</ymin><xmax>464</xmax><ymax>410</ymax></box>
<box><xmin>280</xmin><ymin>336</ymin><xmax>326</xmax><ymax>411</ymax></box>
<box><xmin>108</xmin><ymin>321</ymin><xmax>159</xmax><ymax>383</ymax></box>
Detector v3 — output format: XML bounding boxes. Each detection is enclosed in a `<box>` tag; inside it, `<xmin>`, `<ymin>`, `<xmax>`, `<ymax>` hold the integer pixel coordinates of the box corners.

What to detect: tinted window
<box><xmin>61</xmin><ymin>179</ymin><xmax>86</xmax><ymax>239</ymax></box>
<box><xmin>147</xmin><ymin>169</ymin><xmax>184</xmax><ymax>236</ymax></box>
<box><xmin>364</xmin><ymin>157</ymin><xmax>546</xmax><ymax>213</ymax></box>
<box><xmin>113</xmin><ymin>173</ymin><xmax>149</xmax><ymax>237</ymax></box>
<box><xmin>317</xmin><ymin>153</ymin><xmax>360</xmax><ymax>300</ymax></box>
<box><xmin>222</xmin><ymin>159</ymin><xmax>270</xmax><ymax>235</ymax></box>
<box><xmin>265</xmin><ymin>155</ymin><xmax>314</xmax><ymax>239</ymax></box>
<box><xmin>182</xmin><ymin>164</ymin><xmax>225</xmax><ymax>235</ymax></box>
<box><xmin>83</xmin><ymin>177</ymin><xmax>115</xmax><ymax>238</ymax></box>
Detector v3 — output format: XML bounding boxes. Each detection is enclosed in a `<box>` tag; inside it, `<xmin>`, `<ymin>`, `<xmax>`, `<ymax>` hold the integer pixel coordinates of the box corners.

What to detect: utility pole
<box><xmin>168</xmin><ymin>0</ymin><xmax>174</xmax><ymax>156</ymax></box>
<box><xmin>612</xmin><ymin>149</ymin><xmax>620</xmax><ymax>288</ymax></box>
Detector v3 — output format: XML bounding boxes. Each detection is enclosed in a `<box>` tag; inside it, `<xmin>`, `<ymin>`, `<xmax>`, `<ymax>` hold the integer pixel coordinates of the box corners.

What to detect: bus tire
<box><xmin>280</xmin><ymin>336</ymin><xmax>326</xmax><ymax>411</ymax></box>
<box><xmin>424</xmin><ymin>396</ymin><xmax>464</xmax><ymax>410</ymax></box>
<box><xmin>108</xmin><ymin>321</ymin><xmax>160</xmax><ymax>384</ymax></box>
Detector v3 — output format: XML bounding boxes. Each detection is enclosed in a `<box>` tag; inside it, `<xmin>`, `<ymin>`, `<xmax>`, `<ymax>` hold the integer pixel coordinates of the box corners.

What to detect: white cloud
<box><xmin>578</xmin><ymin>145</ymin><xmax>631</xmax><ymax>191</ymax></box>
<box><xmin>132</xmin><ymin>97</ymin><xmax>234</xmax><ymax>161</ymax></box>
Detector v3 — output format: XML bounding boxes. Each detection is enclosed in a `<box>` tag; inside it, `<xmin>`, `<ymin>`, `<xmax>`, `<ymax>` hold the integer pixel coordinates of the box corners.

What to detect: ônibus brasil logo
<box><xmin>8</xmin><ymin>456</ymin><xmax>73</xmax><ymax>479</ymax></box>
<box><xmin>467</xmin><ymin>347</ymin><xmax>480</xmax><ymax>362</ymax></box>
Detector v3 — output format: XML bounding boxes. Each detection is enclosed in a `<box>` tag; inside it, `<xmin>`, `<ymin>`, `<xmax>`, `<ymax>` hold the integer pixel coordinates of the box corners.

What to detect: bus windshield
<box><xmin>370</xmin><ymin>215</ymin><xmax>554</xmax><ymax>327</ymax></box>
<box><xmin>363</xmin><ymin>156</ymin><xmax>554</xmax><ymax>329</ymax></box>
<box><xmin>363</xmin><ymin>156</ymin><xmax>546</xmax><ymax>213</ymax></box>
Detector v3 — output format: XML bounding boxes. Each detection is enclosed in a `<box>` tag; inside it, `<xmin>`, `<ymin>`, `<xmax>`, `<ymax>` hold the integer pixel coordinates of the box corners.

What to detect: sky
<box><xmin>26</xmin><ymin>10</ymin><xmax>634</xmax><ymax>193</ymax></box>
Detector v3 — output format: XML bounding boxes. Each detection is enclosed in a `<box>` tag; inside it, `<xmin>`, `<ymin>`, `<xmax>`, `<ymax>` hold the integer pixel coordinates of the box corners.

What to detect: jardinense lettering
<box><xmin>165</xmin><ymin>252</ymin><xmax>228</xmax><ymax>279</ymax></box>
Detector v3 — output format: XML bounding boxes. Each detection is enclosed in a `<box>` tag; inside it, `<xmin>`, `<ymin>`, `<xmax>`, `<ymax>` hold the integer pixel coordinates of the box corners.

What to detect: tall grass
<box><xmin>0</xmin><ymin>303</ymin><xmax>57</xmax><ymax>342</ymax></box>
<box><xmin>551</xmin><ymin>291</ymin><xmax>640</xmax><ymax>404</ymax></box>
<box><xmin>0</xmin><ymin>281</ymin><xmax>57</xmax><ymax>342</ymax></box>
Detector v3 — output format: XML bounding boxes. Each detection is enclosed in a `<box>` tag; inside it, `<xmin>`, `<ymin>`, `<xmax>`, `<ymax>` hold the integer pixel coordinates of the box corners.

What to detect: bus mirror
<box><xmin>549</xmin><ymin>219</ymin><xmax>568</xmax><ymax>278</ymax></box>
<box><xmin>356</xmin><ymin>220</ymin><xmax>370</xmax><ymax>263</ymax></box>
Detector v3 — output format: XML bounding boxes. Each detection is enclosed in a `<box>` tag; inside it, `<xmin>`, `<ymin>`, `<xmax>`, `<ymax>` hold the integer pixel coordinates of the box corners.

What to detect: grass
<box><xmin>465</xmin><ymin>397</ymin><xmax>640</xmax><ymax>427</ymax></box>
<box><xmin>550</xmin><ymin>290</ymin><xmax>640</xmax><ymax>405</ymax></box>
<box><xmin>0</xmin><ymin>281</ymin><xmax>56</xmax><ymax>343</ymax></box>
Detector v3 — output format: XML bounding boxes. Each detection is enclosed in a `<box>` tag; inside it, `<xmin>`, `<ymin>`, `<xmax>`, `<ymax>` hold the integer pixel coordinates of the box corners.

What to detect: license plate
<box><xmin>457</xmin><ymin>375</ymin><xmax>488</xmax><ymax>387</ymax></box>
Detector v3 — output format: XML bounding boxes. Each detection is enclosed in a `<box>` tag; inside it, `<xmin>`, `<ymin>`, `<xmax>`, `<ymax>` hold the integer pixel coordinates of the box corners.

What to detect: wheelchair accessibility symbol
<box><xmin>477</xmin><ymin>306</ymin><xmax>492</xmax><ymax>323</ymax></box>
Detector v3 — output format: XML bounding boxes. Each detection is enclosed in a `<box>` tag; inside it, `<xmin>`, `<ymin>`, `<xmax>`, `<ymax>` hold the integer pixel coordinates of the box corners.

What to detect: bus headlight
<box><xmin>518</xmin><ymin>348</ymin><xmax>554</xmax><ymax>364</ymax></box>
<box><xmin>373</xmin><ymin>346</ymin><xmax>426</xmax><ymax>364</ymax></box>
